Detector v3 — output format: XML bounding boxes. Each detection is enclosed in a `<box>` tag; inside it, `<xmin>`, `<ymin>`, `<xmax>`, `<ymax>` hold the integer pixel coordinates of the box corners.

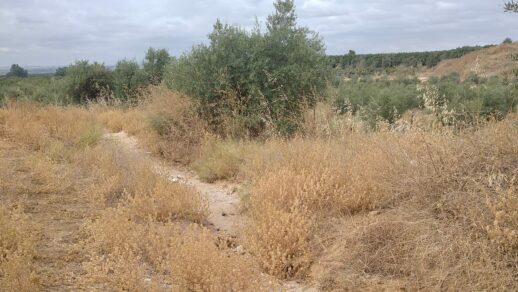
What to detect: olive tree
<box><xmin>143</xmin><ymin>48</ymin><xmax>171</xmax><ymax>85</ymax></box>
<box><xmin>167</xmin><ymin>0</ymin><xmax>328</xmax><ymax>136</ymax></box>
<box><xmin>113</xmin><ymin>59</ymin><xmax>148</xmax><ymax>102</ymax></box>
<box><xmin>65</xmin><ymin>60</ymin><xmax>113</xmax><ymax>103</ymax></box>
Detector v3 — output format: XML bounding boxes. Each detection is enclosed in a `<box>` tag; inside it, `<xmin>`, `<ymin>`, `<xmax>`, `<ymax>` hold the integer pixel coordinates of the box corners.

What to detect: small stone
<box><xmin>234</xmin><ymin>245</ymin><xmax>245</xmax><ymax>254</ymax></box>
<box><xmin>369</xmin><ymin>210</ymin><xmax>381</xmax><ymax>216</ymax></box>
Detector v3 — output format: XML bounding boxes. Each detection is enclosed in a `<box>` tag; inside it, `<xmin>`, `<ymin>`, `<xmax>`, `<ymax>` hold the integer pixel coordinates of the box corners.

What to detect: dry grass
<box><xmin>164</xmin><ymin>225</ymin><xmax>266</xmax><ymax>291</ymax></box>
<box><xmin>192</xmin><ymin>135</ymin><xmax>245</xmax><ymax>182</ymax></box>
<box><xmin>0</xmin><ymin>103</ymin><xmax>104</xmax><ymax>289</ymax></box>
<box><xmin>0</xmin><ymin>101</ymin><xmax>268</xmax><ymax>290</ymax></box>
<box><xmin>486</xmin><ymin>180</ymin><xmax>518</xmax><ymax>253</ymax></box>
<box><xmin>82</xmin><ymin>196</ymin><xmax>265</xmax><ymax>291</ymax></box>
<box><xmin>0</xmin><ymin>206</ymin><xmax>41</xmax><ymax>291</ymax></box>
<box><xmin>422</xmin><ymin>42</ymin><xmax>518</xmax><ymax>80</ymax></box>
<box><xmin>123</xmin><ymin>164</ymin><xmax>209</xmax><ymax>223</ymax></box>
<box><xmin>95</xmin><ymin>86</ymin><xmax>207</xmax><ymax>165</ymax></box>
<box><xmin>236</xmin><ymin>118</ymin><xmax>518</xmax><ymax>288</ymax></box>
<box><xmin>96</xmin><ymin>108</ymin><xmax>146</xmax><ymax>135</ymax></box>
<box><xmin>0</xmin><ymin>102</ymin><xmax>101</xmax><ymax>151</ymax></box>
<box><xmin>2</xmin><ymin>95</ymin><xmax>518</xmax><ymax>290</ymax></box>
<box><xmin>77</xmin><ymin>145</ymin><xmax>263</xmax><ymax>290</ymax></box>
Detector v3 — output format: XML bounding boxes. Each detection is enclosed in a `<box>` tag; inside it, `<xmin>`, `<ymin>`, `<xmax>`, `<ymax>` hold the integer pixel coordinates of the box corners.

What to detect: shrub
<box><xmin>143</xmin><ymin>87</ymin><xmax>207</xmax><ymax>164</ymax></box>
<box><xmin>332</xmin><ymin>76</ymin><xmax>518</xmax><ymax>128</ymax></box>
<box><xmin>65</xmin><ymin>60</ymin><xmax>113</xmax><ymax>103</ymax></box>
<box><xmin>192</xmin><ymin>136</ymin><xmax>244</xmax><ymax>182</ymax></box>
<box><xmin>166</xmin><ymin>225</ymin><xmax>265</xmax><ymax>291</ymax></box>
<box><xmin>113</xmin><ymin>59</ymin><xmax>148</xmax><ymax>102</ymax></box>
<box><xmin>6</xmin><ymin>64</ymin><xmax>28</xmax><ymax>78</ymax></box>
<box><xmin>0</xmin><ymin>75</ymin><xmax>68</xmax><ymax>105</ymax></box>
<box><xmin>167</xmin><ymin>0</ymin><xmax>328</xmax><ymax>137</ymax></box>
<box><xmin>78</xmin><ymin>125</ymin><xmax>103</xmax><ymax>148</ymax></box>
<box><xmin>54</xmin><ymin>67</ymin><xmax>67</xmax><ymax>77</ymax></box>
<box><xmin>143</xmin><ymin>47</ymin><xmax>171</xmax><ymax>85</ymax></box>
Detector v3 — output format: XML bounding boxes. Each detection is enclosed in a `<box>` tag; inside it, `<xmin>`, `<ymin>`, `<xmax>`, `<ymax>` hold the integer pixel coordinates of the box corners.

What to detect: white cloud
<box><xmin>0</xmin><ymin>0</ymin><xmax>516</xmax><ymax>66</ymax></box>
<box><xmin>0</xmin><ymin>47</ymin><xmax>10</xmax><ymax>53</ymax></box>
<box><xmin>436</xmin><ymin>1</ymin><xmax>456</xmax><ymax>9</ymax></box>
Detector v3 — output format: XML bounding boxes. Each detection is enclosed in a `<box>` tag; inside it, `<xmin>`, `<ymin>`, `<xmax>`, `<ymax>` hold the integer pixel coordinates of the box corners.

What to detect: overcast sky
<box><xmin>0</xmin><ymin>0</ymin><xmax>516</xmax><ymax>67</ymax></box>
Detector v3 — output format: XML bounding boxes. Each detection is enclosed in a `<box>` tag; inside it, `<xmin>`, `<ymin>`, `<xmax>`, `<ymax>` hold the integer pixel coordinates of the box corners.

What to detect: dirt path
<box><xmin>105</xmin><ymin>131</ymin><xmax>317</xmax><ymax>292</ymax></box>
<box><xmin>104</xmin><ymin>132</ymin><xmax>244</xmax><ymax>236</ymax></box>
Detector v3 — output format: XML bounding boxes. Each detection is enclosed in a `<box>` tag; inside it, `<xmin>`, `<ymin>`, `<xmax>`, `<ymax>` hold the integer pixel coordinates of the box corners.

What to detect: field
<box><xmin>1</xmin><ymin>85</ymin><xmax>517</xmax><ymax>290</ymax></box>
<box><xmin>1</xmin><ymin>1</ymin><xmax>518</xmax><ymax>290</ymax></box>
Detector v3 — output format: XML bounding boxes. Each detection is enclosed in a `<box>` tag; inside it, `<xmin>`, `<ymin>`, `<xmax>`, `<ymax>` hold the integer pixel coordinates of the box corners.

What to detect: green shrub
<box><xmin>6</xmin><ymin>64</ymin><xmax>28</xmax><ymax>78</ymax></box>
<box><xmin>55</xmin><ymin>67</ymin><xmax>67</xmax><ymax>77</ymax></box>
<box><xmin>333</xmin><ymin>78</ymin><xmax>420</xmax><ymax>127</ymax></box>
<box><xmin>143</xmin><ymin>48</ymin><xmax>171</xmax><ymax>85</ymax></box>
<box><xmin>0</xmin><ymin>76</ymin><xmax>68</xmax><ymax>105</ymax></box>
<box><xmin>147</xmin><ymin>113</ymin><xmax>171</xmax><ymax>136</ymax></box>
<box><xmin>113</xmin><ymin>59</ymin><xmax>148</xmax><ymax>102</ymax></box>
<box><xmin>166</xmin><ymin>0</ymin><xmax>328</xmax><ymax>137</ymax></box>
<box><xmin>332</xmin><ymin>75</ymin><xmax>518</xmax><ymax>128</ymax></box>
<box><xmin>192</xmin><ymin>137</ymin><xmax>243</xmax><ymax>182</ymax></box>
<box><xmin>78</xmin><ymin>126</ymin><xmax>103</xmax><ymax>148</ymax></box>
<box><xmin>65</xmin><ymin>60</ymin><xmax>114</xmax><ymax>103</ymax></box>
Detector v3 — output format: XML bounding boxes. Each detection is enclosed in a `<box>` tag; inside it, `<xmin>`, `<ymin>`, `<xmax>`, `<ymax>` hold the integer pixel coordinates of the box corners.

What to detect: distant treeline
<box><xmin>328</xmin><ymin>45</ymin><xmax>495</xmax><ymax>70</ymax></box>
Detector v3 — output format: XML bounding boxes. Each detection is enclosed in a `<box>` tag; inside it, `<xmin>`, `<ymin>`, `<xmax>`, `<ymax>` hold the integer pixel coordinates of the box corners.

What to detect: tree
<box><xmin>503</xmin><ymin>2</ymin><xmax>518</xmax><ymax>86</ymax></box>
<box><xmin>503</xmin><ymin>37</ymin><xmax>513</xmax><ymax>44</ymax></box>
<box><xmin>113</xmin><ymin>59</ymin><xmax>148</xmax><ymax>101</ymax></box>
<box><xmin>6</xmin><ymin>64</ymin><xmax>28</xmax><ymax>78</ymax></box>
<box><xmin>65</xmin><ymin>60</ymin><xmax>114</xmax><ymax>103</ymax></box>
<box><xmin>166</xmin><ymin>0</ymin><xmax>328</xmax><ymax>136</ymax></box>
<box><xmin>55</xmin><ymin>67</ymin><xmax>67</xmax><ymax>77</ymax></box>
<box><xmin>143</xmin><ymin>48</ymin><xmax>171</xmax><ymax>85</ymax></box>
<box><xmin>261</xmin><ymin>0</ymin><xmax>328</xmax><ymax>134</ymax></box>
<box><xmin>505</xmin><ymin>1</ymin><xmax>518</xmax><ymax>12</ymax></box>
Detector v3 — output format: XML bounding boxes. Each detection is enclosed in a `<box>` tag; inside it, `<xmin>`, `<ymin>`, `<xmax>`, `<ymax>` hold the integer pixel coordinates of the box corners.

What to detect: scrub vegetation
<box><xmin>1</xmin><ymin>0</ymin><xmax>518</xmax><ymax>291</ymax></box>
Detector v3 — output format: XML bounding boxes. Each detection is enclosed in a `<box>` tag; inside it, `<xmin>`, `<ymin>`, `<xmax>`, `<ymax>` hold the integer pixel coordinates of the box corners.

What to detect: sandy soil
<box><xmin>104</xmin><ymin>131</ymin><xmax>244</xmax><ymax>236</ymax></box>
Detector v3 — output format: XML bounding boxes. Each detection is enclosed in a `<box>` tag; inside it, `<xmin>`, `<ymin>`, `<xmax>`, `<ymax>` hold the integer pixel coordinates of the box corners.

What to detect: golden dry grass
<box><xmin>192</xmin><ymin>135</ymin><xmax>245</xmax><ymax>182</ymax></box>
<box><xmin>2</xmin><ymin>95</ymin><xmax>518</xmax><ymax>290</ymax></box>
<box><xmin>1</xmin><ymin>101</ymin><xmax>101</xmax><ymax>151</ymax></box>
<box><xmin>234</xmin><ymin>118</ymin><xmax>518</xmax><ymax>288</ymax></box>
<box><xmin>94</xmin><ymin>86</ymin><xmax>207</xmax><ymax>165</ymax></box>
<box><xmin>422</xmin><ymin>42</ymin><xmax>518</xmax><ymax>80</ymax></box>
<box><xmin>0</xmin><ymin>206</ymin><xmax>41</xmax><ymax>291</ymax></box>
<box><xmin>0</xmin><ymin>101</ymin><xmax>267</xmax><ymax>291</ymax></box>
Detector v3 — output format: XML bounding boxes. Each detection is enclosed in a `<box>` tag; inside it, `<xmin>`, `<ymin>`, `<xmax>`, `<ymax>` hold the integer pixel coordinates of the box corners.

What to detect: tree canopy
<box><xmin>143</xmin><ymin>48</ymin><xmax>171</xmax><ymax>85</ymax></box>
<box><xmin>113</xmin><ymin>59</ymin><xmax>148</xmax><ymax>101</ymax></box>
<box><xmin>166</xmin><ymin>0</ymin><xmax>328</xmax><ymax>136</ymax></box>
<box><xmin>505</xmin><ymin>1</ymin><xmax>518</xmax><ymax>12</ymax></box>
<box><xmin>65</xmin><ymin>61</ymin><xmax>113</xmax><ymax>103</ymax></box>
<box><xmin>6</xmin><ymin>64</ymin><xmax>28</xmax><ymax>78</ymax></box>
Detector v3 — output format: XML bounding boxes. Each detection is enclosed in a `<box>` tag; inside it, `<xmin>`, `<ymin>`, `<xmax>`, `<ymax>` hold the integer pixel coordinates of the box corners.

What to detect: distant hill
<box><xmin>328</xmin><ymin>45</ymin><xmax>494</xmax><ymax>72</ymax></box>
<box><xmin>420</xmin><ymin>42</ymin><xmax>518</xmax><ymax>80</ymax></box>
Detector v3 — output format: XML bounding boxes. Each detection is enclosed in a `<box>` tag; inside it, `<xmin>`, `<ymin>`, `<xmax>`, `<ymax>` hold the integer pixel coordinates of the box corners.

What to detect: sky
<box><xmin>0</xmin><ymin>0</ymin><xmax>517</xmax><ymax>67</ymax></box>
